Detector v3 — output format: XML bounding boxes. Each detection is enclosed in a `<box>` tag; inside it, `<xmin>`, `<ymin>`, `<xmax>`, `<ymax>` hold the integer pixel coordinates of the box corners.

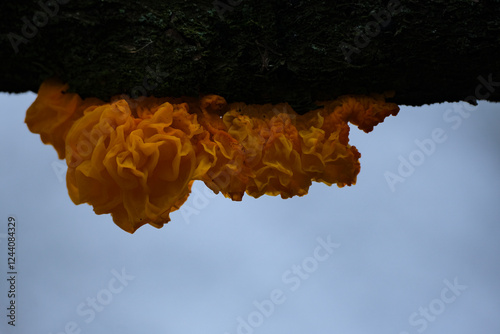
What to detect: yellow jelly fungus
<box><xmin>25</xmin><ymin>79</ymin><xmax>399</xmax><ymax>233</ymax></box>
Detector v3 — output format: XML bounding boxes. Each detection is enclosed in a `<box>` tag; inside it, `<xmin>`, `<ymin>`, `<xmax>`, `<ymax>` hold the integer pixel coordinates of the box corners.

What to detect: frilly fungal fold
<box><xmin>25</xmin><ymin>79</ymin><xmax>399</xmax><ymax>233</ymax></box>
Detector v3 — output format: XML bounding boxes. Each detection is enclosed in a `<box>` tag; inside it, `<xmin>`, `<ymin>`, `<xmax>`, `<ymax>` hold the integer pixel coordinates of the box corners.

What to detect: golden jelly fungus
<box><xmin>26</xmin><ymin>79</ymin><xmax>399</xmax><ymax>233</ymax></box>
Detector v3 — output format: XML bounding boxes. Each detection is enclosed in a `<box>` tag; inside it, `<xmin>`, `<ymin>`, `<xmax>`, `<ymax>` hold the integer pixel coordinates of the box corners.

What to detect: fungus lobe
<box><xmin>25</xmin><ymin>79</ymin><xmax>399</xmax><ymax>233</ymax></box>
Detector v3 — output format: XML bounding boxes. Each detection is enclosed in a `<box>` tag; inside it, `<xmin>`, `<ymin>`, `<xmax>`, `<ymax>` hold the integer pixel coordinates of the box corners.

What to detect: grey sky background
<box><xmin>0</xmin><ymin>91</ymin><xmax>499</xmax><ymax>334</ymax></box>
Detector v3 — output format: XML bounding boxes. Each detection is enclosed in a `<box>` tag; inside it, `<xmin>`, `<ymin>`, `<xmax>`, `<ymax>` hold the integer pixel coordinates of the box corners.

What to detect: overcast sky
<box><xmin>0</xmin><ymin>91</ymin><xmax>499</xmax><ymax>334</ymax></box>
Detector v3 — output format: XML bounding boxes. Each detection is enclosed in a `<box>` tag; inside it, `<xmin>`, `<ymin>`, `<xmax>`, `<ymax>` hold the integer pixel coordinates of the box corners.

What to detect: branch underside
<box><xmin>1</xmin><ymin>0</ymin><xmax>500</xmax><ymax>113</ymax></box>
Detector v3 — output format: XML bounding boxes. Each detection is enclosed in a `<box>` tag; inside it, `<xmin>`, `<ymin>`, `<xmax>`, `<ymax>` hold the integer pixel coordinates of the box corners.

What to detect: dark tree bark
<box><xmin>1</xmin><ymin>0</ymin><xmax>499</xmax><ymax>113</ymax></box>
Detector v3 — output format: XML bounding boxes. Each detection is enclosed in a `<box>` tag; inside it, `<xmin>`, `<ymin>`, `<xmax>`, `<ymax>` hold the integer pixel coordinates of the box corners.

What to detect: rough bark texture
<box><xmin>1</xmin><ymin>0</ymin><xmax>500</xmax><ymax>113</ymax></box>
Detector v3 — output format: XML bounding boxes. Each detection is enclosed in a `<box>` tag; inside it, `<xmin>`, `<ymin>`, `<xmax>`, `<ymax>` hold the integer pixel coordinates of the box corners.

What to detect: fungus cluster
<box><xmin>25</xmin><ymin>79</ymin><xmax>399</xmax><ymax>233</ymax></box>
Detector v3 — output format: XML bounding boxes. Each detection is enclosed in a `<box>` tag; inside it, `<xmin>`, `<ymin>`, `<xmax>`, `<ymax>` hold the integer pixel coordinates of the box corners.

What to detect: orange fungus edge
<box><xmin>25</xmin><ymin>79</ymin><xmax>400</xmax><ymax>233</ymax></box>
